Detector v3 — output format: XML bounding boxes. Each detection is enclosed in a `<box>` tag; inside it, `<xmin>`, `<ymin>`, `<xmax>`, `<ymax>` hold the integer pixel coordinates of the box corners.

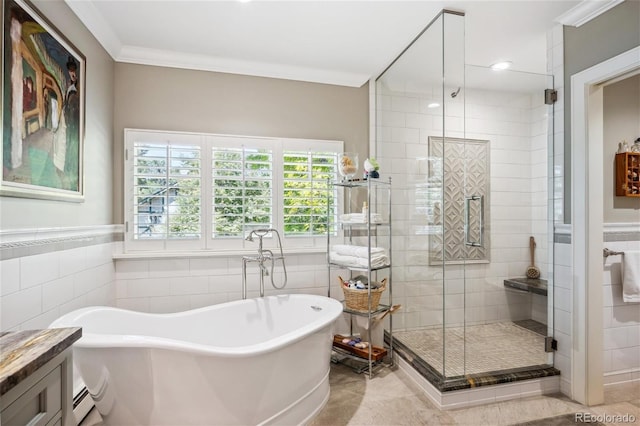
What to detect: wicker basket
<box><xmin>339</xmin><ymin>276</ymin><xmax>387</xmax><ymax>312</ymax></box>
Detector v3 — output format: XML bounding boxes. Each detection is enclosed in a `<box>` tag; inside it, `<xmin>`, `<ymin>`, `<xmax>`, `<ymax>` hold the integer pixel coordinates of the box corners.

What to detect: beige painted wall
<box><xmin>563</xmin><ymin>0</ymin><xmax>640</xmax><ymax>223</ymax></box>
<box><xmin>112</xmin><ymin>63</ymin><xmax>369</xmax><ymax>223</ymax></box>
<box><xmin>604</xmin><ymin>74</ymin><xmax>640</xmax><ymax>223</ymax></box>
<box><xmin>0</xmin><ymin>0</ymin><xmax>115</xmax><ymax>229</ymax></box>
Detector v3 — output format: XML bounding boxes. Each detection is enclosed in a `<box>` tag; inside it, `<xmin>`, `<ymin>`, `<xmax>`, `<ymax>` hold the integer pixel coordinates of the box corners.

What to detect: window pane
<box><xmin>212</xmin><ymin>147</ymin><xmax>273</xmax><ymax>238</ymax></box>
<box><xmin>133</xmin><ymin>143</ymin><xmax>201</xmax><ymax>240</ymax></box>
<box><xmin>283</xmin><ymin>151</ymin><xmax>337</xmax><ymax>237</ymax></box>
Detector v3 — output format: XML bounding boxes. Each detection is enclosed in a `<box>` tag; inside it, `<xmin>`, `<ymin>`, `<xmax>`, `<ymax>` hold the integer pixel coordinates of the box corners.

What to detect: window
<box><xmin>282</xmin><ymin>150</ymin><xmax>336</xmax><ymax>237</ymax></box>
<box><xmin>212</xmin><ymin>145</ymin><xmax>273</xmax><ymax>238</ymax></box>
<box><xmin>133</xmin><ymin>143</ymin><xmax>201</xmax><ymax>240</ymax></box>
<box><xmin>124</xmin><ymin>129</ymin><xmax>341</xmax><ymax>252</ymax></box>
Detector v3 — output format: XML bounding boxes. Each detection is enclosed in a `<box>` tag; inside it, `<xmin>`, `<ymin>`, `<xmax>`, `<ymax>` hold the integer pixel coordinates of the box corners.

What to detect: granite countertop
<box><xmin>503</xmin><ymin>277</ymin><xmax>548</xmax><ymax>296</ymax></box>
<box><xmin>0</xmin><ymin>327</ymin><xmax>82</xmax><ymax>396</ymax></box>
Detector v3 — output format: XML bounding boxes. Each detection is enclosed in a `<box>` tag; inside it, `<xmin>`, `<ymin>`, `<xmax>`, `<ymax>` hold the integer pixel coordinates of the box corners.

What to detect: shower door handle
<box><xmin>464</xmin><ymin>195</ymin><xmax>484</xmax><ymax>248</ymax></box>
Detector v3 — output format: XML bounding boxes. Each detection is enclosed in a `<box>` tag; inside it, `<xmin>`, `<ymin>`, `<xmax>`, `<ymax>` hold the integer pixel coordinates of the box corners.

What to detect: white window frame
<box><xmin>124</xmin><ymin>129</ymin><xmax>206</xmax><ymax>252</ymax></box>
<box><xmin>124</xmin><ymin>128</ymin><xmax>343</xmax><ymax>253</ymax></box>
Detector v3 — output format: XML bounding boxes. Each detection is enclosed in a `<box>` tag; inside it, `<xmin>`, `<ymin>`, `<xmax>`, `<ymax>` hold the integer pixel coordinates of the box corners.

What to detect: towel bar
<box><xmin>603</xmin><ymin>248</ymin><xmax>625</xmax><ymax>258</ymax></box>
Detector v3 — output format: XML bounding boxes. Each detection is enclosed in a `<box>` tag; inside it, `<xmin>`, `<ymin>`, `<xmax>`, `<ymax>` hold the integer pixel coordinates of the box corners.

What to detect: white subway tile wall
<box><xmin>602</xmin><ymin>239</ymin><xmax>640</xmax><ymax>385</ymax></box>
<box><xmin>377</xmin><ymin>78</ymin><xmax>550</xmax><ymax>330</ymax></box>
<box><xmin>553</xmin><ymin>240</ymin><xmax>572</xmax><ymax>396</ymax></box>
<box><xmin>114</xmin><ymin>253</ymin><xmax>352</xmax><ymax>335</ymax></box>
<box><xmin>0</xmin><ymin>242</ymin><xmax>117</xmax><ymax>331</ymax></box>
<box><xmin>548</xmin><ymin>24</ymin><xmax>564</xmax><ymax>224</ymax></box>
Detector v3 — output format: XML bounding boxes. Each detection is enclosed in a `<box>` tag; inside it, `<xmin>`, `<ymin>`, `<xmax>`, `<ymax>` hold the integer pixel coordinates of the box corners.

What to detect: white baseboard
<box><xmin>604</xmin><ymin>369</ymin><xmax>640</xmax><ymax>386</ymax></box>
<box><xmin>73</xmin><ymin>388</ymin><xmax>94</xmax><ymax>425</ymax></box>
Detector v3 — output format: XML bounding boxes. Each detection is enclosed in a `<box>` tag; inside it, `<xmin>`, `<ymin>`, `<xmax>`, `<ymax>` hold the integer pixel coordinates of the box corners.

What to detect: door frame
<box><xmin>570</xmin><ymin>46</ymin><xmax>640</xmax><ymax>405</ymax></box>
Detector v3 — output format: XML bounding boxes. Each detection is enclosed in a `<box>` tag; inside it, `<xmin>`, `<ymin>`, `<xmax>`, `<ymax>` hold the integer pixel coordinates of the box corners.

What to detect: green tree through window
<box><xmin>283</xmin><ymin>151</ymin><xmax>335</xmax><ymax>236</ymax></box>
<box><xmin>126</xmin><ymin>130</ymin><xmax>341</xmax><ymax>251</ymax></box>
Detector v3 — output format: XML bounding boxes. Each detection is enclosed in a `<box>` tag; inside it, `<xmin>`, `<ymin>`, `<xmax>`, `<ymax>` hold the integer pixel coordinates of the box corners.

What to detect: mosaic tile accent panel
<box><xmin>394</xmin><ymin>322</ymin><xmax>547</xmax><ymax>377</ymax></box>
<box><xmin>428</xmin><ymin>137</ymin><xmax>490</xmax><ymax>264</ymax></box>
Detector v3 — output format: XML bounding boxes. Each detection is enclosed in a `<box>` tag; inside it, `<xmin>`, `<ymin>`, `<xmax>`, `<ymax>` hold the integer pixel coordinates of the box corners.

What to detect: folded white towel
<box><xmin>330</xmin><ymin>252</ymin><xmax>389</xmax><ymax>269</ymax></box>
<box><xmin>339</xmin><ymin>213</ymin><xmax>383</xmax><ymax>223</ymax></box>
<box><xmin>332</xmin><ymin>244</ymin><xmax>386</xmax><ymax>258</ymax></box>
<box><xmin>622</xmin><ymin>250</ymin><xmax>640</xmax><ymax>303</ymax></box>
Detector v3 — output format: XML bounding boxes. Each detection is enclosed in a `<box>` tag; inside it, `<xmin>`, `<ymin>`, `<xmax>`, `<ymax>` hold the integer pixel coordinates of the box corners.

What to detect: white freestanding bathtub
<box><xmin>50</xmin><ymin>294</ymin><xmax>343</xmax><ymax>426</ymax></box>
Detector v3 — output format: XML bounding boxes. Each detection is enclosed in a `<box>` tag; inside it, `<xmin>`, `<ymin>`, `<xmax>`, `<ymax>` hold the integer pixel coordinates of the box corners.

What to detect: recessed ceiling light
<box><xmin>238</xmin><ymin>0</ymin><xmax>252</xmax><ymax>3</ymax></box>
<box><xmin>427</xmin><ymin>102</ymin><xmax>440</xmax><ymax>109</ymax></box>
<box><xmin>490</xmin><ymin>61</ymin><xmax>512</xmax><ymax>71</ymax></box>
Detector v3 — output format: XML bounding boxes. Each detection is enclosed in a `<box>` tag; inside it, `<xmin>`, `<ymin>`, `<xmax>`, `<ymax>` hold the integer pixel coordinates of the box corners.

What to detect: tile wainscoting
<box><xmin>0</xmin><ymin>225</ymin><xmax>121</xmax><ymax>332</ymax></box>
<box><xmin>602</xmin><ymin>224</ymin><xmax>640</xmax><ymax>387</ymax></box>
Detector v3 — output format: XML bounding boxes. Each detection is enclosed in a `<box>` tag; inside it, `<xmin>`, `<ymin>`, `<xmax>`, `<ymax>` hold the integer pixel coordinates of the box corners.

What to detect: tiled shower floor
<box><xmin>393</xmin><ymin>321</ymin><xmax>548</xmax><ymax>377</ymax></box>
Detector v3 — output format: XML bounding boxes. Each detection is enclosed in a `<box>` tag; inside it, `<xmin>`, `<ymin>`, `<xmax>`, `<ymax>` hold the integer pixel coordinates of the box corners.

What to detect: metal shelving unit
<box><xmin>327</xmin><ymin>177</ymin><xmax>393</xmax><ymax>377</ymax></box>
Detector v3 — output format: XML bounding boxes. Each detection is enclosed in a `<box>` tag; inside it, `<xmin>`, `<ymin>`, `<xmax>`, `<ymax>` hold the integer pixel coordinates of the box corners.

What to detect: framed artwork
<box><xmin>2</xmin><ymin>0</ymin><xmax>85</xmax><ymax>201</ymax></box>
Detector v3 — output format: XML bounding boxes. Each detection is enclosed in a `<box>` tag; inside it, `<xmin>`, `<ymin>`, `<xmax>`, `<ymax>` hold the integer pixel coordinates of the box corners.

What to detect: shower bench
<box><xmin>503</xmin><ymin>277</ymin><xmax>548</xmax><ymax>296</ymax></box>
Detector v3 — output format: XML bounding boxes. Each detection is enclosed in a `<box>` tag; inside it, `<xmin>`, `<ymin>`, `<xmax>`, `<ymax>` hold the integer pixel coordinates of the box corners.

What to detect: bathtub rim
<box><xmin>50</xmin><ymin>294</ymin><xmax>343</xmax><ymax>358</ymax></box>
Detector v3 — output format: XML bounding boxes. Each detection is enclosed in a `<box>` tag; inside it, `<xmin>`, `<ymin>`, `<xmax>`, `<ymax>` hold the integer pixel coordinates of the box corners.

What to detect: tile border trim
<box><xmin>0</xmin><ymin>225</ymin><xmax>123</xmax><ymax>261</ymax></box>
<box><xmin>602</xmin><ymin>223</ymin><xmax>640</xmax><ymax>242</ymax></box>
<box><xmin>554</xmin><ymin>224</ymin><xmax>572</xmax><ymax>244</ymax></box>
<box><xmin>553</xmin><ymin>223</ymin><xmax>640</xmax><ymax>244</ymax></box>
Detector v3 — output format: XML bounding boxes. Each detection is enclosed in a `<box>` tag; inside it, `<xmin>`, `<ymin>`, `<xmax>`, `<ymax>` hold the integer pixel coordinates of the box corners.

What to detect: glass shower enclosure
<box><xmin>375</xmin><ymin>10</ymin><xmax>556</xmax><ymax>384</ymax></box>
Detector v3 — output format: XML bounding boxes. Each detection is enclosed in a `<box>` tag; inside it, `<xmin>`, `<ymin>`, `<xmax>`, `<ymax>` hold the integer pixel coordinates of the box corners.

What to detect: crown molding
<box><xmin>116</xmin><ymin>45</ymin><xmax>369</xmax><ymax>87</ymax></box>
<box><xmin>555</xmin><ymin>0</ymin><xmax>624</xmax><ymax>27</ymax></box>
<box><xmin>65</xmin><ymin>0</ymin><xmax>122</xmax><ymax>58</ymax></box>
<box><xmin>65</xmin><ymin>0</ymin><xmax>368</xmax><ymax>87</ymax></box>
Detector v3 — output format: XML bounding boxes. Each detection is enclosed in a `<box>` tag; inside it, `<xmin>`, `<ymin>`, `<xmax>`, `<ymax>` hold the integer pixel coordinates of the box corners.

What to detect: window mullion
<box><xmin>202</xmin><ymin>137</ymin><xmax>212</xmax><ymax>249</ymax></box>
<box><xmin>241</xmin><ymin>145</ymin><xmax>247</xmax><ymax>237</ymax></box>
<box><xmin>274</xmin><ymin>140</ymin><xmax>284</xmax><ymax>236</ymax></box>
<box><xmin>307</xmin><ymin>151</ymin><xmax>314</xmax><ymax>233</ymax></box>
<box><xmin>164</xmin><ymin>143</ymin><xmax>170</xmax><ymax>249</ymax></box>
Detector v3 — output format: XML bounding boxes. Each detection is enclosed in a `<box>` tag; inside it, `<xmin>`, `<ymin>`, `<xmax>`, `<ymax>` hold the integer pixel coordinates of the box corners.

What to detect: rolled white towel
<box><xmin>622</xmin><ymin>250</ymin><xmax>640</xmax><ymax>303</ymax></box>
<box><xmin>332</xmin><ymin>244</ymin><xmax>386</xmax><ymax>258</ymax></box>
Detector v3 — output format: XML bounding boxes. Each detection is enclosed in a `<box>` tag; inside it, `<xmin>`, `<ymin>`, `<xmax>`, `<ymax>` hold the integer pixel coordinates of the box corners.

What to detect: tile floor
<box><xmin>80</xmin><ymin>364</ymin><xmax>639</xmax><ymax>425</ymax></box>
<box><xmin>393</xmin><ymin>322</ymin><xmax>548</xmax><ymax>376</ymax></box>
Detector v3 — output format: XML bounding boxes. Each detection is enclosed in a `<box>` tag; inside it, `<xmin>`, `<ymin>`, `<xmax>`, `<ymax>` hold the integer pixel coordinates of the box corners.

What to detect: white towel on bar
<box><xmin>332</xmin><ymin>244</ymin><xmax>386</xmax><ymax>258</ymax></box>
<box><xmin>329</xmin><ymin>251</ymin><xmax>389</xmax><ymax>269</ymax></box>
<box><xmin>622</xmin><ymin>250</ymin><xmax>640</xmax><ymax>303</ymax></box>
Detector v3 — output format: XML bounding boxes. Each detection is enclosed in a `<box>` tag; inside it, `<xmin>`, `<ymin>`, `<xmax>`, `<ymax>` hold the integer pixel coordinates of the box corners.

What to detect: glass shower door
<box><xmin>460</xmin><ymin>65</ymin><xmax>555</xmax><ymax>376</ymax></box>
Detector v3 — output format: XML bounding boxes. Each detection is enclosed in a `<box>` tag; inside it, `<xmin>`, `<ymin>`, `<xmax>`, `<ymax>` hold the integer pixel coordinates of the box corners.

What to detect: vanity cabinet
<box><xmin>2</xmin><ymin>363</ymin><xmax>63</xmax><ymax>426</ymax></box>
<box><xmin>615</xmin><ymin>152</ymin><xmax>640</xmax><ymax>197</ymax></box>
<box><xmin>0</xmin><ymin>329</ymin><xmax>81</xmax><ymax>426</ymax></box>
